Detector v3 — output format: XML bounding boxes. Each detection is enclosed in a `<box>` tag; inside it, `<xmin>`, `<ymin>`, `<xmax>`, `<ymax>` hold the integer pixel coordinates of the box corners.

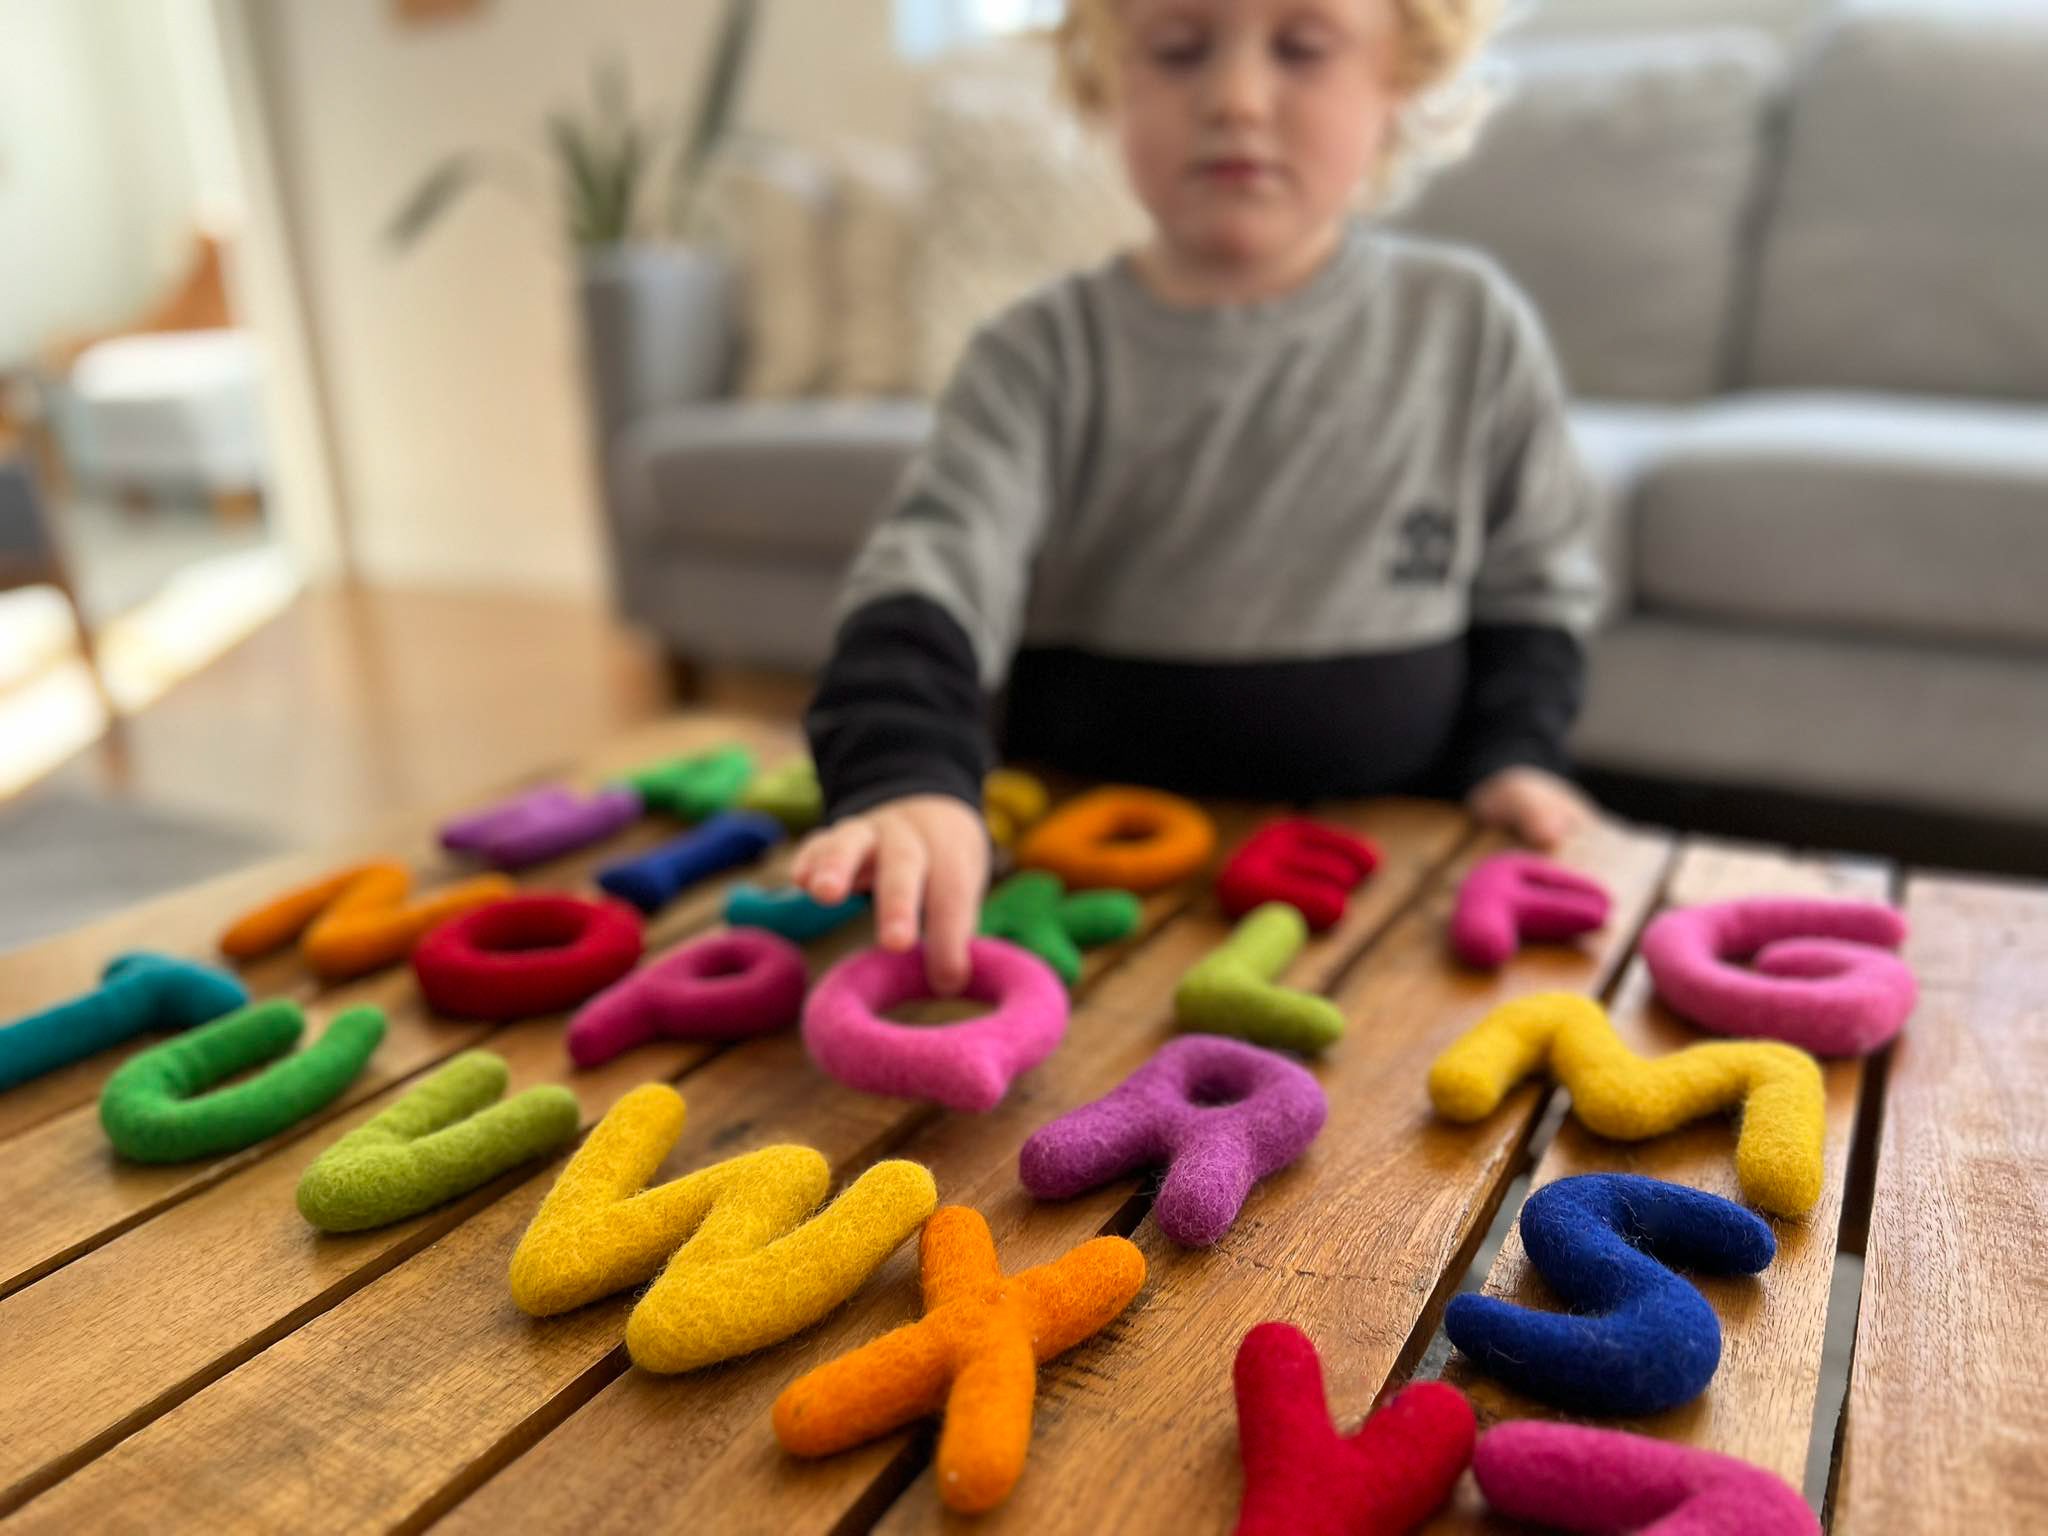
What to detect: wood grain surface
<box><xmin>1831</xmin><ymin>873</ymin><xmax>2048</xmax><ymax>1534</ymax></box>
<box><xmin>0</xmin><ymin>710</ymin><xmax>2040</xmax><ymax>1534</ymax></box>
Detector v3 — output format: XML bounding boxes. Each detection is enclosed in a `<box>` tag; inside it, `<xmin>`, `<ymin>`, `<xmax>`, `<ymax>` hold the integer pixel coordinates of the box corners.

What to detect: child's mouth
<box><xmin>1196</xmin><ymin>158</ymin><xmax>1274</xmax><ymax>188</ymax></box>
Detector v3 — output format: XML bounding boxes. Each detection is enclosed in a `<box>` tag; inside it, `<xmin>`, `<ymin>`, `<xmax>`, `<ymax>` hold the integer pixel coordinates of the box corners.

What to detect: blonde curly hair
<box><xmin>1051</xmin><ymin>0</ymin><xmax>1506</xmax><ymax>204</ymax></box>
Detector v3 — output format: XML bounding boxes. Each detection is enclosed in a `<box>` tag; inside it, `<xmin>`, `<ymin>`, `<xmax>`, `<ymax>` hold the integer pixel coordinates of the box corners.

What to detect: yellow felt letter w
<box><xmin>508</xmin><ymin>1082</ymin><xmax>937</xmax><ymax>1373</ymax></box>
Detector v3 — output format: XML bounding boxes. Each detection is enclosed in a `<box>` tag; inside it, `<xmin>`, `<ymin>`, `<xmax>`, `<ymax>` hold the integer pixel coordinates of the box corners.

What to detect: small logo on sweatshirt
<box><xmin>1388</xmin><ymin>506</ymin><xmax>1457</xmax><ymax>584</ymax></box>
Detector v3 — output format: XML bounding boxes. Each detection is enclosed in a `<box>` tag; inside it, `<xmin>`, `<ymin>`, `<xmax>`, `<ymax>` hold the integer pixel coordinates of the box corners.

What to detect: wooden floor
<box><xmin>42</xmin><ymin>582</ymin><xmax>810</xmax><ymax>846</ymax></box>
<box><xmin>0</xmin><ymin>709</ymin><xmax>2040</xmax><ymax>1533</ymax></box>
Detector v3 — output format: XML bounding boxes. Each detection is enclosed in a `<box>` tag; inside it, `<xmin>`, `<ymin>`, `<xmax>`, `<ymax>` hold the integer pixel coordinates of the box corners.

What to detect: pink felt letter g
<box><xmin>1640</xmin><ymin>897</ymin><xmax>1914</xmax><ymax>1057</ymax></box>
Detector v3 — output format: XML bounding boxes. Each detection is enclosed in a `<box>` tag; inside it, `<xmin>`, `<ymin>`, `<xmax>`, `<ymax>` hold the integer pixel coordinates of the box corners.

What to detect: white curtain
<box><xmin>895</xmin><ymin>0</ymin><xmax>1062</xmax><ymax>58</ymax></box>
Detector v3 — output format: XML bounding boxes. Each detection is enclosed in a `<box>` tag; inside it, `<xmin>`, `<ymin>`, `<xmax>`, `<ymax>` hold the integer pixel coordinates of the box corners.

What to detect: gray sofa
<box><xmin>585</xmin><ymin>2</ymin><xmax>2048</xmax><ymax>867</ymax></box>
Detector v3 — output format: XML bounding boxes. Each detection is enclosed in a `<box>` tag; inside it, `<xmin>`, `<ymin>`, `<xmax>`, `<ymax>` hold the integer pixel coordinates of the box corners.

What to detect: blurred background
<box><xmin>2</xmin><ymin>0</ymin><xmax>2044</xmax><ymax>949</ymax></box>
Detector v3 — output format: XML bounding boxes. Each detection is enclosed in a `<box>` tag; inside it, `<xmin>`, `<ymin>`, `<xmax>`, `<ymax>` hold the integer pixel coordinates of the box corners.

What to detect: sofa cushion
<box><xmin>615</xmin><ymin>399</ymin><xmax>929</xmax><ymax>563</ymax></box>
<box><xmin>1396</xmin><ymin>30</ymin><xmax>1783</xmax><ymax>403</ymax></box>
<box><xmin>1744</xmin><ymin>0</ymin><xmax>2048</xmax><ymax>400</ymax></box>
<box><xmin>1576</xmin><ymin>617</ymin><xmax>2048</xmax><ymax>823</ymax></box>
<box><xmin>1571</xmin><ymin>400</ymin><xmax>1702</xmax><ymax>494</ymax></box>
<box><xmin>1632</xmin><ymin>392</ymin><xmax>2048</xmax><ymax>650</ymax></box>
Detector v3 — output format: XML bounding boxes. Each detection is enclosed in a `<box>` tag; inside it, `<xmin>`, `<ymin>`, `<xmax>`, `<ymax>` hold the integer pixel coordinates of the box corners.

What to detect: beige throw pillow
<box><xmin>910</xmin><ymin>46</ymin><xmax>1147</xmax><ymax>395</ymax></box>
<box><xmin>825</xmin><ymin>143</ymin><xmax>924</xmax><ymax>399</ymax></box>
<box><xmin>715</xmin><ymin>141</ymin><xmax>836</xmax><ymax>400</ymax></box>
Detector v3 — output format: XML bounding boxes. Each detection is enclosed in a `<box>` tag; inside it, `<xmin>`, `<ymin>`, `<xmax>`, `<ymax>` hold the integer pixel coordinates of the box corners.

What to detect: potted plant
<box><xmin>386</xmin><ymin>0</ymin><xmax>761</xmax><ymax>432</ymax></box>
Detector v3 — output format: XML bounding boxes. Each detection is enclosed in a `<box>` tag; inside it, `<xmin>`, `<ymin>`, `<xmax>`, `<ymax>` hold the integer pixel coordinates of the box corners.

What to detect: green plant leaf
<box><xmin>671</xmin><ymin>0</ymin><xmax>759</xmax><ymax>236</ymax></box>
<box><xmin>594</xmin><ymin>54</ymin><xmax>630</xmax><ymax>133</ymax></box>
<box><xmin>548</xmin><ymin>111</ymin><xmax>609</xmax><ymax>244</ymax></box>
<box><xmin>385</xmin><ymin>153</ymin><xmax>486</xmax><ymax>250</ymax></box>
<box><xmin>608</xmin><ymin>122</ymin><xmax>645</xmax><ymax>244</ymax></box>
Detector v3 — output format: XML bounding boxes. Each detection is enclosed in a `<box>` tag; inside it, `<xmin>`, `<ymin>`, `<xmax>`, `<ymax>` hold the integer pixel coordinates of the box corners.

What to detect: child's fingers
<box><xmin>921</xmin><ymin>850</ymin><xmax>982</xmax><ymax>996</ymax></box>
<box><xmin>790</xmin><ymin>834</ymin><xmax>825</xmax><ymax>886</ymax></box>
<box><xmin>1470</xmin><ymin>794</ymin><xmax>1509</xmax><ymax>834</ymax></box>
<box><xmin>1521</xmin><ymin>797</ymin><xmax>1574</xmax><ymax>851</ymax></box>
<box><xmin>873</xmin><ymin>821</ymin><xmax>929</xmax><ymax>952</ymax></box>
<box><xmin>805</xmin><ymin>822</ymin><xmax>877</xmax><ymax>904</ymax></box>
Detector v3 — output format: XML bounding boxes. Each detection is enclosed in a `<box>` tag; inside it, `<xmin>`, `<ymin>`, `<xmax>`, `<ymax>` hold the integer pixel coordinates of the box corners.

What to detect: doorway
<box><xmin>0</xmin><ymin>0</ymin><xmax>341</xmax><ymax>796</ymax></box>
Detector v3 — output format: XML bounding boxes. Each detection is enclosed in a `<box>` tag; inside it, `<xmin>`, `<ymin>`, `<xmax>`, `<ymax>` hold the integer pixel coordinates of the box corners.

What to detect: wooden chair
<box><xmin>38</xmin><ymin>231</ymin><xmax>259</xmax><ymax>527</ymax></box>
<box><xmin>0</xmin><ymin>455</ymin><xmax>125</xmax><ymax>762</ymax></box>
<box><xmin>41</xmin><ymin>231</ymin><xmax>236</xmax><ymax>377</ymax></box>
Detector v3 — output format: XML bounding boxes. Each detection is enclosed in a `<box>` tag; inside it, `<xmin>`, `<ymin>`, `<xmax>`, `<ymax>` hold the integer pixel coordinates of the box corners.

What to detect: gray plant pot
<box><xmin>576</xmin><ymin>242</ymin><xmax>737</xmax><ymax>445</ymax></box>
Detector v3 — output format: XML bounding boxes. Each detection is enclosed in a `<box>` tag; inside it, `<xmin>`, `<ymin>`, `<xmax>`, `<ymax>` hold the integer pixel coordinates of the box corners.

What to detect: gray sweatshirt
<box><xmin>807</xmin><ymin>222</ymin><xmax>1605</xmax><ymax>814</ymax></box>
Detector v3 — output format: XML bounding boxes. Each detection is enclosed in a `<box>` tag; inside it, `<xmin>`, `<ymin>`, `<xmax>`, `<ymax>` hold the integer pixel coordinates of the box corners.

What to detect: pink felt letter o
<box><xmin>801</xmin><ymin>938</ymin><xmax>1067</xmax><ymax>1112</ymax></box>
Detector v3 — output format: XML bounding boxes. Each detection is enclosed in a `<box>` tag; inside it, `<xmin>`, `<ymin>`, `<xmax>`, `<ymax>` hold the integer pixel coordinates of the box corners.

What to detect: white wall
<box><xmin>0</xmin><ymin>0</ymin><xmax>246</xmax><ymax>365</ymax></box>
<box><xmin>257</xmin><ymin>0</ymin><xmax>913</xmax><ymax>596</ymax></box>
<box><xmin>0</xmin><ymin>4</ymin><xmax>145</xmax><ymax>361</ymax></box>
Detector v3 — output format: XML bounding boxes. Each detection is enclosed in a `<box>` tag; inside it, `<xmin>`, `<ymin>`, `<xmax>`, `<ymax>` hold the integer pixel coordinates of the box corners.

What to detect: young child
<box><xmin>795</xmin><ymin>0</ymin><xmax>1601</xmax><ymax>993</ymax></box>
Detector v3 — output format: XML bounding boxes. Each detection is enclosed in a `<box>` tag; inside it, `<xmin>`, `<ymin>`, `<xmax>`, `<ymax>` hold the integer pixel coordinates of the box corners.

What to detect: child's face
<box><xmin>1111</xmin><ymin>0</ymin><xmax>1405</xmax><ymax>279</ymax></box>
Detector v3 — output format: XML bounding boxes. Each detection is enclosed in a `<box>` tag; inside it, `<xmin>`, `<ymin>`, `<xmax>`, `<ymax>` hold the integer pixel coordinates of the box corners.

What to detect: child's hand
<box><xmin>1466</xmin><ymin>766</ymin><xmax>1596</xmax><ymax>851</ymax></box>
<box><xmin>791</xmin><ymin>793</ymin><xmax>990</xmax><ymax>995</ymax></box>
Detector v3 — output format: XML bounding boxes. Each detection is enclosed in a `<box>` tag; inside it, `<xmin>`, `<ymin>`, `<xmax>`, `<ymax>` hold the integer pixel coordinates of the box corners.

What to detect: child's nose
<box><xmin>1202</xmin><ymin>39</ymin><xmax>1273</xmax><ymax>126</ymax></box>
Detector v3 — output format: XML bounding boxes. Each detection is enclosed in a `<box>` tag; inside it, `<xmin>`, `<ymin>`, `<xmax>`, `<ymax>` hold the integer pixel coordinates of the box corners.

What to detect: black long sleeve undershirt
<box><xmin>806</xmin><ymin>594</ymin><xmax>1586</xmax><ymax>818</ymax></box>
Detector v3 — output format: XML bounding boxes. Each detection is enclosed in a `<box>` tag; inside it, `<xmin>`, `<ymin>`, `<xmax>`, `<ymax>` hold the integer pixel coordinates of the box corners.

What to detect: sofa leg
<box><xmin>664</xmin><ymin>651</ymin><xmax>704</xmax><ymax>704</ymax></box>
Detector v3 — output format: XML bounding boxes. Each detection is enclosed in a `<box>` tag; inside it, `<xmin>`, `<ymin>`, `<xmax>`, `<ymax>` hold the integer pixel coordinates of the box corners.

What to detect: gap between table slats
<box><xmin>1420</xmin><ymin>842</ymin><xmax>1890</xmax><ymax>1533</ymax></box>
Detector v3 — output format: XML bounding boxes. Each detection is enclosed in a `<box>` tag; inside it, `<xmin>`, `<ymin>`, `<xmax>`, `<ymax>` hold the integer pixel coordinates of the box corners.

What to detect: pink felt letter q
<box><xmin>1450</xmin><ymin>853</ymin><xmax>1611</xmax><ymax>969</ymax></box>
<box><xmin>566</xmin><ymin>928</ymin><xmax>807</xmax><ymax>1066</ymax></box>
<box><xmin>802</xmin><ymin>938</ymin><xmax>1067</xmax><ymax>1112</ymax></box>
<box><xmin>1640</xmin><ymin>897</ymin><xmax>1914</xmax><ymax>1056</ymax></box>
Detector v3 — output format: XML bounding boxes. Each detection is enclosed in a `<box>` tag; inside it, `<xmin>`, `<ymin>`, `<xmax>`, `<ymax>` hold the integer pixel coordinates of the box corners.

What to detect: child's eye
<box><xmin>1151</xmin><ymin>35</ymin><xmax>1209</xmax><ymax>70</ymax></box>
<box><xmin>1274</xmin><ymin>30</ymin><xmax>1332</xmax><ymax>67</ymax></box>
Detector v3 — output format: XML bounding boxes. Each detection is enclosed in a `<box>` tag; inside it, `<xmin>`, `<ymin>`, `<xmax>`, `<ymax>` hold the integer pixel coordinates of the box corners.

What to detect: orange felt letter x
<box><xmin>773</xmin><ymin>1205</ymin><xmax>1146</xmax><ymax>1513</ymax></box>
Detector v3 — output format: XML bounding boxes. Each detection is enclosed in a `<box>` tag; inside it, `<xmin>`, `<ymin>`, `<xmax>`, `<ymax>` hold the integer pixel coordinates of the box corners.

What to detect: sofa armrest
<box><xmin>1567</xmin><ymin>401</ymin><xmax>1701</xmax><ymax>629</ymax></box>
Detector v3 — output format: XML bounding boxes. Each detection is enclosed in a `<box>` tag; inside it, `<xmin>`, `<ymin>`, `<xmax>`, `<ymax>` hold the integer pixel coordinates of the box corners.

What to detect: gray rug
<box><xmin>0</xmin><ymin>789</ymin><xmax>282</xmax><ymax>953</ymax></box>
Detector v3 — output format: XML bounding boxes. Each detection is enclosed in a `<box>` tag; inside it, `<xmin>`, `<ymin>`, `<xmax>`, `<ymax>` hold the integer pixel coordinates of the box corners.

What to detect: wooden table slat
<box><xmin>9</xmin><ymin>710</ymin><xmax>2041</xmax><ymax>1535</ymax></box>
<box><xmin>0</xmin><ymin>871</ymin><xmax>833</xmax><ymax>1518</ymax></box>
<box><xmin>1831</xmin><ymin>873</ymin><xmax>2048</xmax><ymax>1533</ymax></box>
<box><xmin>0</xmin><ymin>716</ymin><xmax>807</xmax><ymax>1302</ymax></box>
<box><xmin>1426</xmin><ymin>842</ymin><xmax>1891</xmax><ymax>1532</ymax></box>
<box><xmin>0</xmin><ymin>800</ymin><xmax>1285</xmax><ymax>1531</ymax></box>
<box><xmin>0</xmin><ymin>711</ymin><xmax>795</xmax><ymax>1144</ymax></box>
<box><xmin>0</xmin><ymin>715</ymin><xmax>819</xmax><ymax>1510</ymax></box>
<box><xmin>422</xmin><ymin>799</ymin><xmax>1476</xmax><ymax>1536</ymax></box>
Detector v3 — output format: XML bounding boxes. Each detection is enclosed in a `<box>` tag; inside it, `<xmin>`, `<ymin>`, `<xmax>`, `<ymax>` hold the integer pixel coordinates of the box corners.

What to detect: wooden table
<box><xmin>0</xmin><ymin>710</ymin><xmax>2040</xmax><ymax>1534</ymax></box>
